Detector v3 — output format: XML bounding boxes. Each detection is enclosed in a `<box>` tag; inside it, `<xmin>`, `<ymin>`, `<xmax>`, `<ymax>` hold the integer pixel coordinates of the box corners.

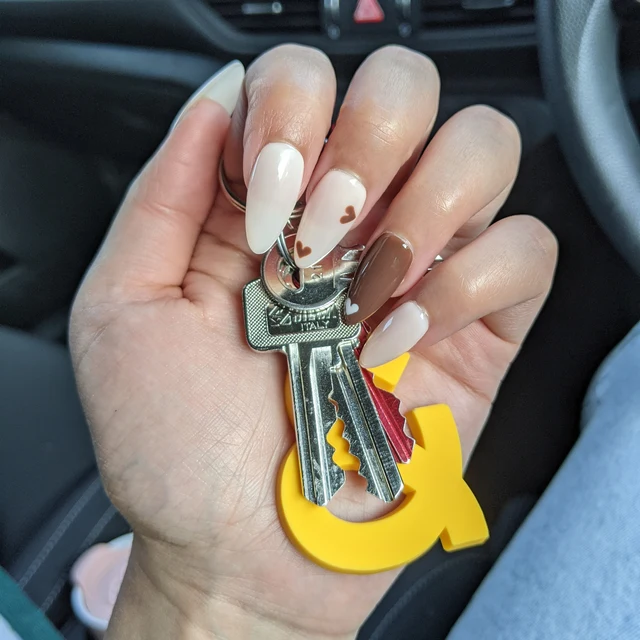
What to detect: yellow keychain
<box><xmin>277</xmin><ymin>354</ymin><xmax>489</xmax><ymax>574</ymax></box>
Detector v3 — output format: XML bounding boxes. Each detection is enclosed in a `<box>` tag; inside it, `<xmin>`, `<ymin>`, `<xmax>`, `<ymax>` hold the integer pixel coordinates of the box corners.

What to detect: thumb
<box><xmin>83</xmin><ymin>62</ymin><xmax>245</xmax><ymax>305</ymax></box>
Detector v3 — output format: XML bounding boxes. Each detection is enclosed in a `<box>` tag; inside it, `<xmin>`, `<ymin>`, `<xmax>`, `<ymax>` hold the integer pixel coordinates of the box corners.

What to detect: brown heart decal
<box><xmin>340</xmin><ymin>205</ymin><xmax>356</xmax><ymax>224</ymax></box>
<box><xmin>296</xmin><ymin>241</ymin><xmax>312</xmax><ymax>258</ymax></box>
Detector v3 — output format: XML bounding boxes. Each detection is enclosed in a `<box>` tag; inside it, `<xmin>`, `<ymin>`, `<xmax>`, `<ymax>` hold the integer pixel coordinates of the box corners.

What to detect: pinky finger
<box><xmin>359</xmin><ymin>215</ymin><xmax>558</xmax><ymax>368</ymax></box>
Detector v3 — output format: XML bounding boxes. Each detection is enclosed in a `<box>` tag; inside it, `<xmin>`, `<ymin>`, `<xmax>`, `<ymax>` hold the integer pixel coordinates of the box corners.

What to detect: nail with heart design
<box><xmin>340</xmin><ymin>206</ymin><xmax>356</xmax><ymax>224</ymax></box>
<box><xmin>344</xmin><ymin>232</ymin><xmax>414</xmax><ymax>325</ymax></box>
<box><xmin>344</xmin><ymin>298</ymin><xmax>360</xmax><ymax>316</ymax></box>
<box><xmin>294</xmin><ymin>169</ymin><xmax>367</xmax><ymax>268</ymax></box>
<box><xmin>295</xmin><ymin>241</ymin><xmax>312</xmax><ymax>258</ymax></box>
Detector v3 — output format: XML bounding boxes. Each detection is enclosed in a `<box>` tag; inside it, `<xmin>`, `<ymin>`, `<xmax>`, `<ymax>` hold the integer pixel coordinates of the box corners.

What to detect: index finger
<box><xmin>222</xmin><ymin>44</ymin><xmax>337</xmax><ymax>254</ymax></box>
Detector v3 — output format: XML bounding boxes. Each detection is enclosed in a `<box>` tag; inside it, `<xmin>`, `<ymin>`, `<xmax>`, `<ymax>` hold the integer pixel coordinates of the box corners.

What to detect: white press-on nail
<box><xmin>245</xmin><ymin>143</ymin><xmax>304</xmax><ymax>254</ymax></box>
<box><xmin>172</xmin><ymin>60</ymin><xmax>245</xmax><ymax>128</ymax></box>
<box><xmin>294</xmin><ymin>170</ymin><xmax>366</xmax><ymax>268</ymax></box>
<box><xmin>360</xmin><ymin>302</ymin><xmax>429</xmax><ymax>369</ymax></box>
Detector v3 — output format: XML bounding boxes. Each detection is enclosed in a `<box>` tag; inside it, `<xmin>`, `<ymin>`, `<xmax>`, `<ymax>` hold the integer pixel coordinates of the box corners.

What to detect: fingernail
<box><xmin>359</xmin><ymin>302</ymin><xmax>429</xmax><ymax>369</ymax></box>
<box><xmin>171</xmin><ymin>61</ymin><xmax>245</xmax><ymax>128</ymax></box>
<box><xmin>245</xmin><ymin>143</ymin><xmax>304</xmax><ymax>254</ymax></box>
<box><xmin>294</xmin><ymin>170</ymin><xmax>366</xmax><ymax>268</ymax></box>
<box><xmin>344</xmin><ymin>233</ymin><xmax>413</xmax><ymax>324</ymax></box>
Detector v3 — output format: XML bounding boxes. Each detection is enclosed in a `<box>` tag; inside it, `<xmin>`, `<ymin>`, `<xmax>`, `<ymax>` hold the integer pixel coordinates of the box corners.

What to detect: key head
<box><xmin>243</xmin><ymin>280</ymin><xmax>360</xmax><ymax>352</ymax></box>
<box><xmin>262</xmin><ymin>235</ymin><xmax>362</xmax><ymax>311</ymax></box>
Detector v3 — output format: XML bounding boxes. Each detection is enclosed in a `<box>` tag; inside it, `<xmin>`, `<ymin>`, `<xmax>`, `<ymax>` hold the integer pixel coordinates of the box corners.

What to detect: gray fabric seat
<box><xmin>0</xmin><ymin>327</ymin><xmax>129</xmax><ymax>633</ymax></box>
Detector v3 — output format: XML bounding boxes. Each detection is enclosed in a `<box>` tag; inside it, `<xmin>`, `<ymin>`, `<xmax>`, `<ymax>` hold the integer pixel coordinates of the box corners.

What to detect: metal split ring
<box><xmin>218</xmin><ymin>160</ymin><xmax>303</xmax><ymax>270</ymax></box>
<box><xmin>427</xmin><ymin>255</ymin><xmax>444</xmax><ymax>272</ymax></box>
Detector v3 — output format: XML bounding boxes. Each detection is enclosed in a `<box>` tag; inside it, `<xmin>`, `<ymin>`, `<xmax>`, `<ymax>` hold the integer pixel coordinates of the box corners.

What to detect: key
<box><xmin>243</xmin><ymin>240</ymin><xmax>403</xmax><ymax>506</ymax></box>
<box><xmin>243</xmin><ymin>247</ymin><xmax>361</xmax><ymax>506</ymax></box>
<box><xmin>330</xmin><ymin>343</ymin><xmax>404</xmax><ymax>502</ymax></box>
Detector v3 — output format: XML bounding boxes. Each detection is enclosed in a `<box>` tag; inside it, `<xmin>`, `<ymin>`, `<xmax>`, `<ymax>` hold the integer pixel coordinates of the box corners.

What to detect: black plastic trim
<box><xmin>0</xmin><ymin>38</ymin><xmax>224</xmax><ymax>160</ymax></box>
<box><xmin>0</xmin><ymin>0</ymin><xmax>536</xmax><ymax>56</ymax></box>
<box><xmin>0</xmin><ymin>37</ymin><xmax>220</xmax><ymax>90</ymax></box>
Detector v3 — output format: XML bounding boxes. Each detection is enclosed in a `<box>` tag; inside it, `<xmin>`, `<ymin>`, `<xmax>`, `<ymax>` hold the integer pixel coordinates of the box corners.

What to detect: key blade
<box><xmin>339</xmin><ymin>344</ymin><xmax>404</xmax><ymax>501</ymax></box>
<box><xmin>288</xmin><ymin>343</ymin><xmax>345</xmax><ymax>506</ymax></box>
<box><xmin>331</xmin><ymin>346</ymin><xmax>403</xmax><ymax>503</ymax></box>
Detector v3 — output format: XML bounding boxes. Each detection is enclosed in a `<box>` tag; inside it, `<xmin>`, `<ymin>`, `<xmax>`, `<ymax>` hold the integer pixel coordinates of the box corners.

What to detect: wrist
<box><xmin>107</xmin><ymin>536</ymin><xmax>355</xmax><ymax>640</ymax></box>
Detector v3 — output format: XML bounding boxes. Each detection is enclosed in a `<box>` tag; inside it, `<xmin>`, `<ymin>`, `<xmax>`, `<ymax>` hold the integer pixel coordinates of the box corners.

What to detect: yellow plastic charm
<box><xmin>278</xmin><ymin>354</ymin><xmax>489</xmax><ymax>574</ymax></box>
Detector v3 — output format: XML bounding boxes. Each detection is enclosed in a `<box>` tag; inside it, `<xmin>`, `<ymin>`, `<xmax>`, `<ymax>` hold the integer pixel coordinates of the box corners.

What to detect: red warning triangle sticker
<box><xmin>353</xmin><ymin>0</ymin><xmax>385</xmax><ymax>24</ymax></box>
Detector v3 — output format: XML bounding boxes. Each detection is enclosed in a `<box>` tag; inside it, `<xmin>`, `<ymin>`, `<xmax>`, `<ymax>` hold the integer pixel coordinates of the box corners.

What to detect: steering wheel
<box><xmin>537</xmin><ymin>0</ymin><xmax>640</xmax><ymax>276</ymax></box>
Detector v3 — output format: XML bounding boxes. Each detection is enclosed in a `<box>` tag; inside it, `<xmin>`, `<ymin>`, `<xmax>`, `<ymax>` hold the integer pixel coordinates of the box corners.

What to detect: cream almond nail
<box><xmin>359</xmin><ymin>302</ymin><xmax>429</xmax><ymax>369</ymax></box>
<box><xmin>171</xmin><ymin>61</ymin><xmax>245</xmax><ymax>128</ymax></box>
<box><xmin>294</xmin><ymin>170</ymin><xmax>367</xmax><ymax>268</ymax></box>
<box><xmin>245</xmin><ymin>143</ymin><xmax>304</xmax><ymax>254</ymax></box>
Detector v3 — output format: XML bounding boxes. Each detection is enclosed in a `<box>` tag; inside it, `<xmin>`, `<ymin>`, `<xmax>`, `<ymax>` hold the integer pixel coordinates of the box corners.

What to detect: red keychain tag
<box><xmin>357</xmin><ymin>324</ymin><xmax>414</xmax><ymax>463</ymax></box>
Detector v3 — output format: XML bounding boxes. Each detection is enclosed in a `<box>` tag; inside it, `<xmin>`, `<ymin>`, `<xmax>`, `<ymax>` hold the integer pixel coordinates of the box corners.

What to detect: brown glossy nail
<box><xmin>344</xmin><ymin>232</ymin><xmax>413</xmax><ymax>324</ymax></box>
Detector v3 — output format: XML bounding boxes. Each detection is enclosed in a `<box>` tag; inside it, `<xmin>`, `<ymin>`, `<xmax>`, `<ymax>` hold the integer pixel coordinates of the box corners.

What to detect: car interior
<box><xmin>1</xmin><ymin>0</ymin><xmax>639</xmax><ymax>638</ymax></box>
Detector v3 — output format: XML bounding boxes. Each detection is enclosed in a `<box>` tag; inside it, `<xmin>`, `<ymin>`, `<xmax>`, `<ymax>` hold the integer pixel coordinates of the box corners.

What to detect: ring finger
<box><xmin>345</xmin><ymin>104</ymin><xmax>521</xmax><ymax>324</ymax></box>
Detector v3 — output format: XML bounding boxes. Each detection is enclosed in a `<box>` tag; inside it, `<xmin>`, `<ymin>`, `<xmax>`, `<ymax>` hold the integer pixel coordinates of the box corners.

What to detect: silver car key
<box><xmin>243</xmin><ymin>239</ymin><xmax>403</xmax><ymax>506</ymax></box>
<box><xmin>243</xmin><ymin>246</ymin><xmax>361</xmax><ymax>506</ymax></box>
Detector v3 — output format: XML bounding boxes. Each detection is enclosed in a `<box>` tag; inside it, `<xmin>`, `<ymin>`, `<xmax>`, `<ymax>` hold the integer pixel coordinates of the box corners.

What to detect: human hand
<box><xmin>70</xmin><ymin>45</ymin><xmax>557</xmax><ymax>639</ymax></box>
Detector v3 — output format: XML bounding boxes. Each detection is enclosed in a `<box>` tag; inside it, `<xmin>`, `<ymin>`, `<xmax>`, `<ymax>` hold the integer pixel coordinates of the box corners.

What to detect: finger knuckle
<box><xmin>248</xmin><ymin>44</ymin><xmax>334</xmax><ymax>95</ymax></box>
<box><xmin>245</xmin><ymin>96</ymin><xmax>320</xmax><ymax>150</ymax></box>
<box><xmin>362</xmin><ymin>113</ymin><xmax>407</xmax><ymax>150</ymax></box>
<box><xmin>443</xmin><ymin>260</ymin><xmax>482</xmax><ymax>303</ymax></box>
<box><xmin>457</xmin><ymin>105</ymin><xmax>521</xmax><ymax>146</ymax></box>
<box><xmin>270</xmin><ymin>43</ymin><xmax>331</xmax><ymax>66</ymax></box>
<box><xmin>372</xmin><ymin>45</ymin><xmax>439</xmax><ymax>79</ymax></box>
<box><xmin>514</xmin><ymin>216</ymin><xmax>559</xmax><ymax>284</ymax></box>
<box><xmin>445</xmin><ymin>105</ymin><xmax>521</xmax><ymax>177</ymax></box>
<box><xmin>367</xmin><ymin>46</ymin><xmax>440</xmax><ymax>104</ymax></box>
<box><xmin>521</xmin><ymin>215</ymin><xmax>558</xmax><ymax>256</ymax></box>
<box><xmin>459</xmin><ymin>270</ymin><xmax>483</xmax><ymax>303</ymax></box>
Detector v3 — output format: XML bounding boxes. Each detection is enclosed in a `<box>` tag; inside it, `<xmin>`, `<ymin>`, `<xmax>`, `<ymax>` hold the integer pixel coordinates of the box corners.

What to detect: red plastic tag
<box><xmin>357</xmin><ymin>324</ymin><xmax>414</xmax><ymax>463</ymax></box>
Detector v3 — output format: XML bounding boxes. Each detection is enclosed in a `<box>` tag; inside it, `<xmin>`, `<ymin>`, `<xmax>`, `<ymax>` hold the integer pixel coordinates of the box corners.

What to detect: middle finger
<box><xmin>293</xmin><ymin>45</ymin><xmax>440</xmax><ymax>268</ymax></box>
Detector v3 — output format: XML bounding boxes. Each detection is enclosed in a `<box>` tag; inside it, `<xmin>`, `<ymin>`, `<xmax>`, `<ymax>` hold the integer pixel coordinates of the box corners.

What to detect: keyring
<box><xmin>428</xmin><ymin>254</ymin><xmax>444</xmax><ymax>272</ymax></box>
<box><xmin>218</xmin><ymin>160</ymin><xmax>303</xmax><ymax>270</ymax></box>
<box><xmin>217</xmin><ymin>159</ymin><xmax>246</xmax><ymax>213</ymax></box>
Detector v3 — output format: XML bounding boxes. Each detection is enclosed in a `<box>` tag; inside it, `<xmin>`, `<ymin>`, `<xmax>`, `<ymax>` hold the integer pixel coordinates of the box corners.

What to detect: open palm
<box><xmin>70</xmin><ymin>49</ymin><xmax>556</xmax><ymax>640</ymax></box>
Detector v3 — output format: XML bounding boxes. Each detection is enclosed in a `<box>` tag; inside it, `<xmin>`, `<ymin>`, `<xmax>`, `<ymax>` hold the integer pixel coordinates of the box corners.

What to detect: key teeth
<box><xmin>344</xmin><ymin>426</ymin><xmax>399</xmax><ymax>502</ymax></box>
<box><xmin>340</xmin><ymin>422</ymin><xmax>373</xmax><ymax>491</ymax></box>
<box><xmin>331</xmin><ymin>395</ymin><xmax>397</xmax><ymax>502</ymax></box>
<box><xmin>328</xmin><ymin>390</ymin><xmax>362</xmax><ymax>472</ymax></box>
